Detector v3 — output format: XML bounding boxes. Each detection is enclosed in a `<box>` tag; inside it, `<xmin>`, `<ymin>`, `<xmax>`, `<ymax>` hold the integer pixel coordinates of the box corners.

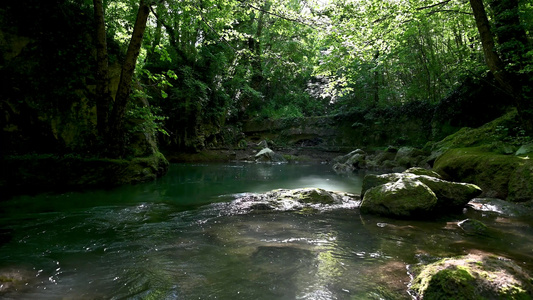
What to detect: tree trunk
<box><xmin>107</xmin><ymin>0</ymin><xmax>151</xmax><ymax>156</ymax></box>
<box><xmin>93</xmin><ymin>0</ymin><xmax>112</xmax><ymax>138</ymax></box>
<box><xmin>469</xmin><ymin>0</ymin><xmax>533</xmax><ymax>133</ymax></box>
<box><xmin>146</xmin><ymin>2</ymin><xmax>163</xmax><ymax>64</ymax></box>
<box><xmin>250</xmin><ymin>5</ymin><xmax>267</xmax><ymax>91</ymax></box>
<box><xmin>488</xmin><ymin>0</ymin><xmax>529</xmax><ymax>69</ymax></box>
<box><xmin>372</xmin><ymin>50</ymin><xmax>380</xmax><ymax>104</ymax></box>
<box><xmin>468</xmin><ymin>0</ymin><xmax>514</xmax><ymax>95</ymax></box>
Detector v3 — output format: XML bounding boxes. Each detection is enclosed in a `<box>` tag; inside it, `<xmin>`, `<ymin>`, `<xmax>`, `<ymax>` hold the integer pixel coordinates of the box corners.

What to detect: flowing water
<box><xmin>1</xmin><ymin>163</ymin><xmax>533</xmax><ymax>299</ymax></box>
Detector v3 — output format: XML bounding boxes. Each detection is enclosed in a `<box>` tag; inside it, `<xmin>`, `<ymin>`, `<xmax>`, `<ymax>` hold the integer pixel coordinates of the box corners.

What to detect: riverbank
<box><xmin>164</xmin><ymin>108</ymin><xmax>533</xmax><ymax>204</ymax></box>
<box><xmin>0</xmin><ymin>152</ymin><xmax>168</xmax><ymax>199</ymax></box>
<box><xmin>163</xmin><ymin>146</ymin><xmax>344</xmax><ymax>164</ymax></box>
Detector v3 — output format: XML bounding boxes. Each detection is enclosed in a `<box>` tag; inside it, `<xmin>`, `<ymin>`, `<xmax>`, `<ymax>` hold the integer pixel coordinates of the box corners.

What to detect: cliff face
<box><xmin>0</xmin><ymin>2</ymin><xmax>168</xmax><ymax>195</ymax></box>
<box><xmin>0</xmin><ymin>2</ymin><xmax>98</xmax><ymax>155</ymax></box>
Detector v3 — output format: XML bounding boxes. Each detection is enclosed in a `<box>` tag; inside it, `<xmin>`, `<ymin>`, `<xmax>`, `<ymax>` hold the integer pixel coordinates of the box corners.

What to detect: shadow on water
<box><xmin>1</xmin><ymin>163</ymin><xmax>533</xmax><ymax>299</ymax></box>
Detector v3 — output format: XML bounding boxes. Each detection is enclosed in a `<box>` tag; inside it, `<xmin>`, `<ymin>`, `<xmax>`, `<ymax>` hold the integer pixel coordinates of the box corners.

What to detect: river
<box><xmin>1</xmin><ymin>163</ymin><xmax>533</xmax><ymax>299</ymax></box>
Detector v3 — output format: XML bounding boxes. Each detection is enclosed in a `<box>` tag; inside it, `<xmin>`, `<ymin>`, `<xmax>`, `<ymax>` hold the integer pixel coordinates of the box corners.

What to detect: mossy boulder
<box><xmin>410</xmin><ymin>254</ymin><xmax>533</xmax><ymax>299</ymax></box>
<box><xmin>434</xmin><ymin>148</ymin><xmax>533</xmax><ymax>202</ymax></box>
<box><xmin>333</xmin><ymin>149</ymin><xmax>366</xmax><ymax>164</ymax></box>
<box><xmin>295</xmin><ymin>188</ymin><xmax>337</xmax><ymax>204</ymax></box>
<box><xmin>426</xmin><ymin>109</ymin><xmax>523</xmax><ymax>163</ymax></box>
<box><xmin>361</xmin><ymin>173</ymin><xmax>404</xmax><ymax>196</ymax></box>
<box><xmin>394</xmin><ymin>147</ymin><xmax>428</xmax><ymax>168</ymax></box>
<box><xmin>332</xmin><ymin>149</ymin><xmax>367</xmax><ymax>173</ymax></box>
<box><xmin>361</xmin><ymin>177</ymin><xmax>438</xmax><ymax>218</ymax></box>
<box><xmin>415</xmin><ymin>175</ymin><xmax>482</xmax><ymax>211</ymax></box>
<box><xmin>360</xmin><ymin>171</ymin><xmax>481</xmax><ymax>217</ymax></box>
<box><xmin>404</xmin><ymin>167</ymin><xmax>442</xmax><ymax>179</ymax></box>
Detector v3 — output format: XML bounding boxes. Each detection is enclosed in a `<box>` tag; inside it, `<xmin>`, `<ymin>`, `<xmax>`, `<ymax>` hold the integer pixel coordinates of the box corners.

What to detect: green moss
<box><xmin>434</xmin><ymin>147</ymin><xmax>533</xmax><ymax>201</ymax></box>
<box><xmin>458</xmin><ymin>219</ymin><xmax>490</xmax><ymax>236</ymax></box>
<box><xmin>411</xmin><ymin>254</ymin><xmax>533</xmax><ymax>300</ymax></box>
<box><xmin>430</xmin><ymin>109</ymin><xmax>524</xmax><ymax>152</ymax></box>
<box><xmin>0</xmin><ymin>276</ymin><xmax>15</xmax><ymax>283</ymax></box>
<box><xmin>404</xmin><ymin>167</ymin><xmax>442</xmax><ymax>179</ymax></box>
<box><xmin>423</xmin><ymin>266</ymin><xmax>479</xmax><ymax>300</ymax></box>
<box><xmin>297</xmin><ymin>188</ymin><xmax>336</xmax><ymax>204</ymax></box>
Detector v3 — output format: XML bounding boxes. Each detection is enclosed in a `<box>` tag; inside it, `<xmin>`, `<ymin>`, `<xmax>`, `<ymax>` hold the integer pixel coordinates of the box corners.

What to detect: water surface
<box><xmin>1</xmin><ymin>163</ymin><xmax>533</xmax><ymax>299</ymax></box>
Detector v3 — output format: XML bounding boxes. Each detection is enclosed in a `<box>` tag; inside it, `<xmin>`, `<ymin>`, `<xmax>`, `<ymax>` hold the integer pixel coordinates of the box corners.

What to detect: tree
<box><xmin>92</xmin><ymin>0</ymin><xmax>152</xmax><ymax>156</ymax></box>
<box><xmin>93</xmin><ymin>0</ymin><xmax>112</xmax><ymax>137</ymax></box>
<box><xmin>469</xmin><ymin>0</ymin><xmax>533</xmax><ymax>133</ymax></box>
<box><xmin>315</xmin><ymin>0</ymin><xmax>483</xmax><ymax>109</ymax></box>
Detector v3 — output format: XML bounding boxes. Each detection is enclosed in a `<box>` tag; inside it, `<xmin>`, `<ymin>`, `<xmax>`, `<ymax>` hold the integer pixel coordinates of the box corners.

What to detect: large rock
<box><xmin>415</xmin><ymin>175</ymin><xmax>482</xmax><ymax>211</ymax></box>
<box><xmin>231</xmin><ymin>188</ymin><xmax>360</xmax><ymax>212</ymax></box>
<box><xmin>404</xmin><ymin>167</ymin><xmax>442</xmax><ymax>179</ymax></box>
<box><xmin>360</xmin><ymin>177</ymin><xmax>438</xmax><ymax>218</ymax></box>
<box><xmin>410</xmin><ymin>254</ymin><xmax>533</xmax><ymax>299</ymax></box>
<box><xmin>360</xmin><ymin>171</ymin><xmax>482</xmax><ymax>217</ymax></box>
<box><xmin>361</xmin><ymin>173</ymin><xmax>404</xmax><ymax>196</ymax></box>
<box><xmin>255</xmin><ymin>147</ymin><xmax>287</xmax><ymax>163</ymax></box>
<box><xmin>332</xmin><ymin>149</ymin><xmax>367</xmax><ymax>173</ymax></box>
<box><xmin>394</xmin><ymin>147</ymin><xmax>428</xmax><ymax>168</ymax></box>
<box><xmin>333</xmin><ymin>149</ymin><xmax>366</xmax><ymax>164</ymax></box>
<box><xmin>434</xmin><ymin>148</ymin><xmax>533</xmax><ymax>202</ymax></box>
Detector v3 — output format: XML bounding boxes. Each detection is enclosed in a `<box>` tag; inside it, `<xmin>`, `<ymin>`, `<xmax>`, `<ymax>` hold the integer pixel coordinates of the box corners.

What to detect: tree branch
<box><xmin>416</xmin><ymin>0</ymin><xmax>452</xmax><ymax>11</ymax></box>
<box><xmin>237</xmin><ymin>0</ymin><xmax>321</xmax><ymax>29</ymax></box>
<box><xmin>428</xmin><ymin>9</ymin><xmax>473</xmax><ymax>16</ymax></box>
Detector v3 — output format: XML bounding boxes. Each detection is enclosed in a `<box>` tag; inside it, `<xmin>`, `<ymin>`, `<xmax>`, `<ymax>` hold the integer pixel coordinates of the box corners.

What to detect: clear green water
<box><xmin>1</xmin><ymin>163</ymin><xmax>533</xmax><ymax>299</ymax></box>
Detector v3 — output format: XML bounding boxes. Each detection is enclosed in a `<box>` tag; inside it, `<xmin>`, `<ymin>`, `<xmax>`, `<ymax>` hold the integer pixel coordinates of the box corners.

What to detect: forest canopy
<box><xmin>92</xmin><ymin>0</ymin><xmax>531</xmax><ymax>115</ymax></box>
<box><xmin>1</xmin><ymin>0</ymin><xmax>532</xmax><ymax>155</ymax></box>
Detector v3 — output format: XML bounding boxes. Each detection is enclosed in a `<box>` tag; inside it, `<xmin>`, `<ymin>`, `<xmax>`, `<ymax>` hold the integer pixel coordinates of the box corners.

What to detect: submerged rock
<box><xmin>467</xmin><ymin>198</ymin><xmax>533</xmax><ymax>217</ymax></box>
<box><xmin>231</xmin><ymin>188</ymin><xmax>360</xmax><ymax>213</ymax></box>
<box><xmin>0</xmin><ymin>267</ymin><xmax>34</xmax><ymax>294</ymax></box>
<box><xmin>410</xmin><ymin>254</ymin><xmax>533</xmax><ymax>299</ymax></box>
<box><xmin>457</xmin><ymin>219</ymin><xmax>490</xmax><ymax>236</ymax></box>
<box><xmin>332</xmin><ymin>162</ymin><xmax>355</xmax><ymax>174</ymax></box>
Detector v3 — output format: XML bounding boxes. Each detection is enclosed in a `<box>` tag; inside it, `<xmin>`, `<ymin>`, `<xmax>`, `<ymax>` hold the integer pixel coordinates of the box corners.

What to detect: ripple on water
<box><xmin>3</xmin><ymin>164</ymin><xmax>533</xmax><ymax>300</ymax></box>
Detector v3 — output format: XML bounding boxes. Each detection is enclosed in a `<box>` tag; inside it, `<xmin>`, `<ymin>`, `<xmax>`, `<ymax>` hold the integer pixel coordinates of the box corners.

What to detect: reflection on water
<box><xmin>1</xmin><ymin>163</ymin><xmax>533</xmax><ymax>299</ymax></box>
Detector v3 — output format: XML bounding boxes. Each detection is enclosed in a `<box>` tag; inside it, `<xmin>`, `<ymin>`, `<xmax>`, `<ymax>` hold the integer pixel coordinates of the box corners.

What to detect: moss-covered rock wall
<box><xmin>242</xmin><ymin>103</ymin><xmax>435</xmax><ymax>150</ymax></box>
<box><xmin>0</xmin><ymin>1</ymin><xmax>169</xmax><ymax>195</ymax></box>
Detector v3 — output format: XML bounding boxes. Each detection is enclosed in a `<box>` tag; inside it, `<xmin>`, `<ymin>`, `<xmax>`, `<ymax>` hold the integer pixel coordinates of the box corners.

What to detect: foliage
<box><xmin>3</xmin><ymin>0</ymin><xmax>533</xmax><ymax>155</ymax></box>
<box><xmin>126</xmin><ymin>103</ymin><xmax>168</xmax><ymax>137</ymax></box>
